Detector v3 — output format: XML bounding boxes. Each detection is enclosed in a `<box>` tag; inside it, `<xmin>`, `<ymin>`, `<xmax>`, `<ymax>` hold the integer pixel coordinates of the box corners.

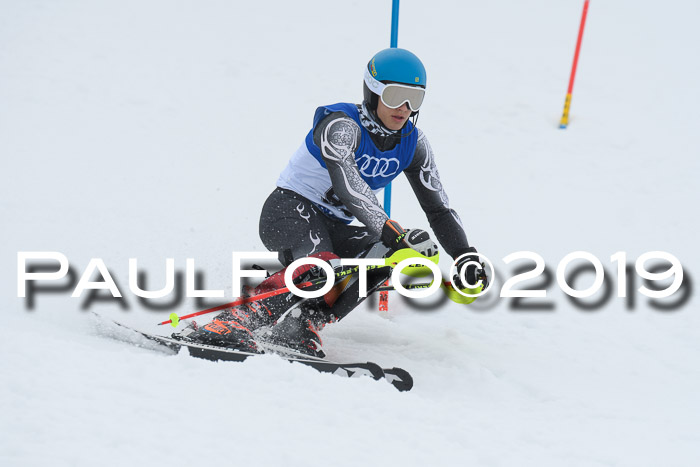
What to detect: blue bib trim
<box><xmin>304</xmin><ymin>103</ymin><xmax>417</xmax><ymax>190</ymax></box>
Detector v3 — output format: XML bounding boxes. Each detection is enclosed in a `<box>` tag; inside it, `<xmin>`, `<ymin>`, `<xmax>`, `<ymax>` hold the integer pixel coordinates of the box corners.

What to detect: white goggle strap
<box><xmin>364</xmin><ymin>68</ymin><xmax>387</xmax><ymax>96</ymax></box>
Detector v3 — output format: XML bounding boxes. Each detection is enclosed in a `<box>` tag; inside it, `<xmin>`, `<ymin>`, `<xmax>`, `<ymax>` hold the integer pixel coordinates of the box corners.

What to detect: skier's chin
<box><xmin>386</xmin><ymin>116</ymin><xmax>406</xmax><ymax>130</ymax></box>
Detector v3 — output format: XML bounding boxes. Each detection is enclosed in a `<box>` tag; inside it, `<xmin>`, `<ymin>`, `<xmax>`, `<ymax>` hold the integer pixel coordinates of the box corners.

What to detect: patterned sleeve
<box><xmin>314</xmin><ymin>113</ymin><xmax>389</xmax><ymax>235</ymax></box>
<box><xmin>403</xmin><ymin>129</ymin><xmax>472</xmax><ymax>258</ymax></box>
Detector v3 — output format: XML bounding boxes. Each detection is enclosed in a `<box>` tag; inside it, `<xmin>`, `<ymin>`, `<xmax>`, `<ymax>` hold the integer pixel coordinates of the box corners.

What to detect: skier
<box><xmin>180</xmin><ymin>48</ymin><xmax>487</xmax><ymax>357</ymax></box>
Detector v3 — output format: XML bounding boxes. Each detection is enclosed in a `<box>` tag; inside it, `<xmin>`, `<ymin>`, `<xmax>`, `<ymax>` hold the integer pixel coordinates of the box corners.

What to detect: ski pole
<box><xmin>158</xmin><ymin>268</ymin><xmax>365</xmax><ymax>326</ymax></box>
<box><xmin>378</xmin><ymin>280</ymin><xmax>483</xmax><ymax>305</ymax></box>
<box><xmin>160</xmin><ymin>272</ymin><xmax>481</xmax><ymax>326</ymax></box>
<box><xmin>559</xmin><ymin>0</ymin><xmax>590</xmax><ymax>129</ymax></box>
<box><xmin>377</xmin><ymin>283</ymin><xmax>432</xmax><ymax>292</ymax></box>
<box><xmin>159</xmin><ymin>248</ymin><xmax>441</xmax><ymax>326</ymax></box>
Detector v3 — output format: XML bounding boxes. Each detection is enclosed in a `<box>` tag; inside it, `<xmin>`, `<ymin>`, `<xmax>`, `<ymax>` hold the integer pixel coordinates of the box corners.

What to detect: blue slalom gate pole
<box><xmin>384</xmin><ymin>0</ymin><xmax>400</xmax><ymax>217</ymax></box>
<box><xmin>379</xmin><ymin>0</ymin><xmax>400</xmax><ymax>312</ymax></box>
<box><xmin>390</xmin><ymin>0</ymin><xmax>399</xmax><ymax>48</ymax></box>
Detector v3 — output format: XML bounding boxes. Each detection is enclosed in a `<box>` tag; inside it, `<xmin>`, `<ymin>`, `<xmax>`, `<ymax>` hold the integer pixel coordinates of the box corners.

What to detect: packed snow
<box><xmin>1</xmin><ymin>1</ymin><xmax>699</xmax><ymax>466</ymax></box>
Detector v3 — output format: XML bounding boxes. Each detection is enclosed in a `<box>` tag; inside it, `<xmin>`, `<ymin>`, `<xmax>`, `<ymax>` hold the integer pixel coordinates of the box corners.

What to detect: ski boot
<box><xmin>170</xmin><ymin>285</ymin><xmax>261</xmax><ymax>352</ymax></box>
<box><xmin>262</xmin><ymin>299</ymin><xmax>334</xmax><ymax>359</ymax></box>
<box><xmin>171</xmin><ymin>312</ymin><xmax>259</xmax><ymax>352</ymax></box>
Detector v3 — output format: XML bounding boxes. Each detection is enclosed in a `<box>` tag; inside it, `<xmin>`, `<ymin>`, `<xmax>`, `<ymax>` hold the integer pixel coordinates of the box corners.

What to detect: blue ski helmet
<box><xmin>363</xmin><ymin>48</ymin><xmax>427</xmax><ymax>112</ymax></box>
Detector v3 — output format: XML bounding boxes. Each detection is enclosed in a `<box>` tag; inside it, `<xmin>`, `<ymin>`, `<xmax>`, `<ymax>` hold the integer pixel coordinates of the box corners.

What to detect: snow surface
<box><xmin>1</xmin><ymin>1</ymin><xmax>699</xmax><ymax>466</ymax></box>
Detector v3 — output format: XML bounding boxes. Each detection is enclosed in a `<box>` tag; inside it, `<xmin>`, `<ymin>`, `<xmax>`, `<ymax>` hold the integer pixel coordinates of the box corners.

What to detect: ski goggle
<box><xmin>364</xmin><ymin>69</ymin><xmax>426</xmax><ymax>112</ymax></box>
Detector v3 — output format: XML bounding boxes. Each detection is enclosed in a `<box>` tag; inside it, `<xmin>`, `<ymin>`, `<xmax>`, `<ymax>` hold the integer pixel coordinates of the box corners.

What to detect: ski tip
<box><xmin>384</xmin><ymin>367</ymin><xmax>414</xmax><ymax>392</ymax></box>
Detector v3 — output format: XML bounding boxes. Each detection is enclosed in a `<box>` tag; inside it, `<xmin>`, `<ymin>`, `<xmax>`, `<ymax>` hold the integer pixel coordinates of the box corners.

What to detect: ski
<box><xmin>95</xmin><ymin>314</ymin><xmax>413</xmax><ymax>392</ymax></box>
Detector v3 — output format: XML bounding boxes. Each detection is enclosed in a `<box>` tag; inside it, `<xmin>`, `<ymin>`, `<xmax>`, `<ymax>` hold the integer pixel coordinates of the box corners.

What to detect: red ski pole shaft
<box><xmin>160</xmin><ymin>249</ymin><xmax>433</xmax><ymax>326</ymax></box>
<box><xmin>158</xmin><ymin>264</ymin><xmax>372</xmax><ymax>326</ymax></box>
<box><xmin>157</xmin><ymin>279</ymin><xmax>318</xmax><ymax>326</ymax></box>
<box><xmin>560</xmin><ymin>0</ymin><xmax>590</xmax><ymax>129</ymax></box>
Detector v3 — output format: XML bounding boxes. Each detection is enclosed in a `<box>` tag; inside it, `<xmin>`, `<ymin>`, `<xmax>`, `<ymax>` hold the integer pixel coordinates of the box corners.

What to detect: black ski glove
<box><xmin>381</xmin><ymin>219</ymin><xmax>439</xmax><ymax>258</ymax></box>
<box><xmin>453</xmin><ymin>247</ymin><xmax>489</xmax><ymax>290</ymax></box>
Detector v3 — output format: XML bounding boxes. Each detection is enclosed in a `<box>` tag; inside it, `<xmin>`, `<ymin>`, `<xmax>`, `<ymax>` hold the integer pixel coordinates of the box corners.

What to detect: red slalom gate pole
<box><xmin>559</xmin><ymin>0</ymin><xmax>590</xmax><ymax>129</ymax></box>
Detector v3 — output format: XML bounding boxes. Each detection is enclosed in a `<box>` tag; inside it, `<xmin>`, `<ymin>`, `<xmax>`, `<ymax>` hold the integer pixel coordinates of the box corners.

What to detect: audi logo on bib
<box><xmin>356</xmin><ymin>154</ymin><xmax>400</xmax><ymax>178</ymax></box>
